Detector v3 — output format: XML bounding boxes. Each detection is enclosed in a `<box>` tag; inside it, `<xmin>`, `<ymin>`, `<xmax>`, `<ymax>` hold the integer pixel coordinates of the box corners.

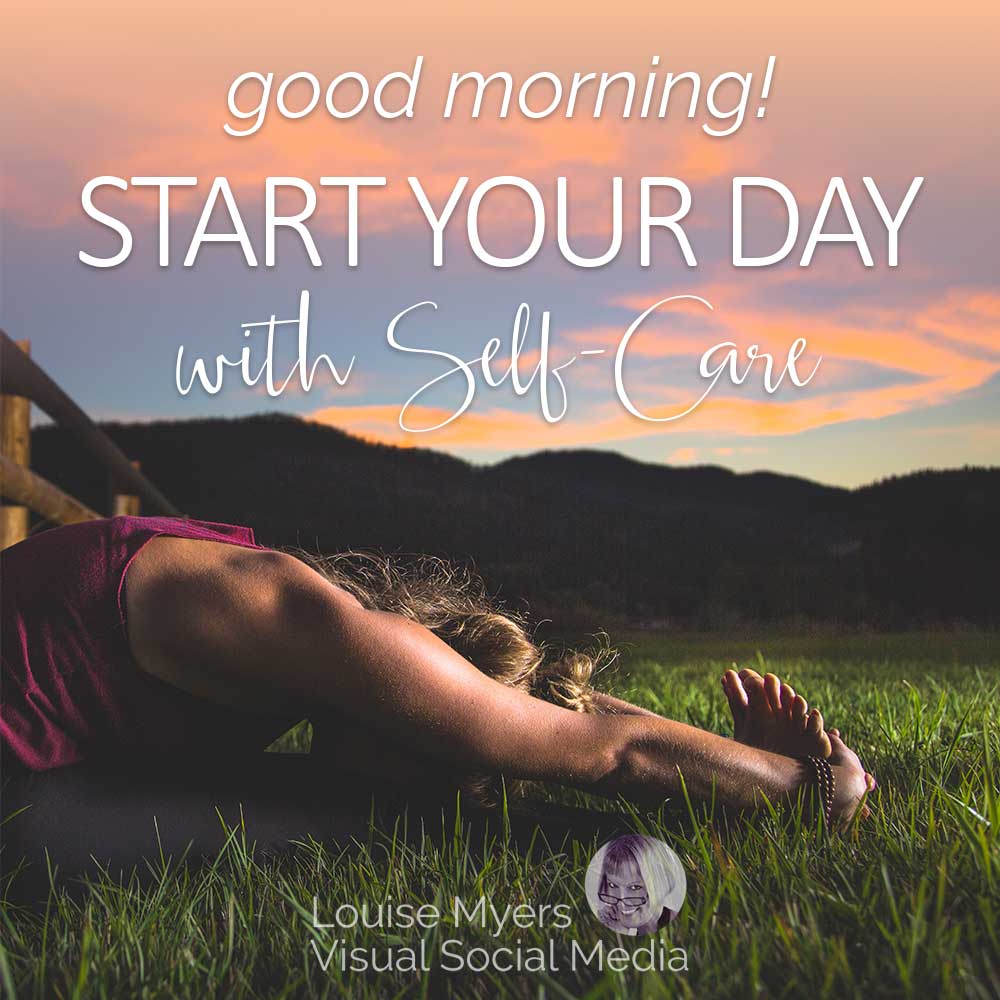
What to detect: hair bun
<box><xmin>536</xmin><ymin>651</ymin><xmax>598</xmax><ymax>713</ymax></box>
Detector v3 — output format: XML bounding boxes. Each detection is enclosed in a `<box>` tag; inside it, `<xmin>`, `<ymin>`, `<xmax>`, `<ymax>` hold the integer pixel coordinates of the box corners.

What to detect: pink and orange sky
<box><xmin>2</xmin><ymin>1</ymin><xmax>998</xmax><ymax>486</ymax></box>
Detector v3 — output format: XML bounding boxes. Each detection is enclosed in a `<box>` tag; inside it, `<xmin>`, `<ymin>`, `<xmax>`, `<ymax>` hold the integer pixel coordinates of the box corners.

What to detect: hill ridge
<box><xmin>28</xmin><ymin>413</ymin><xmax>999</xmax><ymax>628</ymax></box>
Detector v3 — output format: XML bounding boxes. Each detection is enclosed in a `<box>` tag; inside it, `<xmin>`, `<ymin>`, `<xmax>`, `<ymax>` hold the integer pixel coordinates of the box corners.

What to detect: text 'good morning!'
<box><xmin>224</xmin><ymin>56</ymin><xmax>777</xmax><ymax>138</ymax></box>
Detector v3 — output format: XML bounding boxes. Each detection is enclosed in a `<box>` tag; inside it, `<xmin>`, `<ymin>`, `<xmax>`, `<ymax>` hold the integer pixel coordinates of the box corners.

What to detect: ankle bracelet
<box><xmin>802</xmin><ymin>755</ymin><xmax>836</xmax><ymax>826</ymax></box>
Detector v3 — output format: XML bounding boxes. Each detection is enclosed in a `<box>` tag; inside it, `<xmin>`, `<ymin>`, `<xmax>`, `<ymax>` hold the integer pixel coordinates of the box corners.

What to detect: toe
<box><xmin>806</xmin><ymin>709</ymin><xmax>824</xmax><ymax>736</ymax></box>
<box><xmin>743</xmin><ymin>671</ymin><xmax>771</xmax><ymax>716</ymax></box>
<box><xmin>792</xmin><ymin>695</ymin><xmax>809</xmax><ymax>726</ymax></box>
<box><xmin>779</xmin><ymin>682</ymin><xmax>796</xmax><ymax>716</ymax></box>
<box><xmin>807</xmin><ymin>710</ymin><xmax>833</xmax><ymax>758</ymax></box>
<box><xmin>722</xmin><ymin>669</ymin><xmax>749</xmax><ymax>718</ymax></box>
<box><xmin>764</xmin><ymin>673</ymin><xmax>783</xmax><ymax>714</ymax></box>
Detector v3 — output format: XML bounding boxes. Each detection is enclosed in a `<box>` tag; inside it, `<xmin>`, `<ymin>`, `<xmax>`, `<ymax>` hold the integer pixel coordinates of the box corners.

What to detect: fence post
<box><xmin>1</xmin><ymin>339</ymin><xmax>31</xmax><ymax>549</ymax></box>
<box><xmin>112</xmin><ymin>460</ymin><xmax>142</xmax><ymax>517</ymax></box>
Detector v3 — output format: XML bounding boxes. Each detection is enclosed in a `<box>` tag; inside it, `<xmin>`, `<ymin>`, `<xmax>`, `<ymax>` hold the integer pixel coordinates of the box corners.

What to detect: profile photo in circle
<box><xmin>585</xmin><ymin>834</ymin><xmax>687</xmax><ymax>936</ymax></box>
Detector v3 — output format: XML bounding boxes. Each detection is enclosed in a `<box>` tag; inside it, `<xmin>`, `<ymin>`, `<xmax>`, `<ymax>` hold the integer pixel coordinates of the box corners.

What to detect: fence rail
<box><xmin>0</xmin><ymin>331</ymin><xmax>179</xmax><ymax>549</ymax></box>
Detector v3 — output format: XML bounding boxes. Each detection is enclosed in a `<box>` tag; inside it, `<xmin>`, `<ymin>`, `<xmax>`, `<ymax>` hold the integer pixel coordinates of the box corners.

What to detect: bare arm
<box><xmin>126</xmin><ymin>540</ymin><xmax>866</xmax><ymax>817</ymax></box>
<box><xmin>589</xmin><ymin>690</ymin><xmax>660</xmax><ymax>717</ymax></box>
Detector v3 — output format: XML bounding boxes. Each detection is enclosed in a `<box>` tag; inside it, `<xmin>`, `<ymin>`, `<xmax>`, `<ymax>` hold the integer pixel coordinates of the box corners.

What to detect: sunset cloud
<box><xmin>307</xmin><ymin>287</ymin><xmax>1000</xmax><ymax>453</ymax></box>
<box><xmin>2</xmin><ymin>1</ymin><xmax>997</xmax><ymax>488</ymax></box>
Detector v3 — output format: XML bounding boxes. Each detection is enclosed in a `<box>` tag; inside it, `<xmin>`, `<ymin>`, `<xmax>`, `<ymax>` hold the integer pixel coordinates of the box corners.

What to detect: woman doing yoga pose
<box><xmin>1</xmin><ymin>516</ymin><xmax>874</xmax><ymax>895</ymax></box>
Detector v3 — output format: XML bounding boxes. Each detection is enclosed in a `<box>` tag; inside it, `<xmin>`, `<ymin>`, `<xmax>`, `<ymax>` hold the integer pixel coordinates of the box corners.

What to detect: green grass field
<box><xmin>2</xmin><ymin>633</ymin><xmax>998</xmax><ymax>998</ymax></box>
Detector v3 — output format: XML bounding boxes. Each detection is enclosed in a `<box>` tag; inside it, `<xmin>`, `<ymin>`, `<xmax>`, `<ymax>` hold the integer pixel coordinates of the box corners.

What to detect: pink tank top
<box><xmin>1</xmin><ymin>516</ymin><xmax>298</xmax><ymax>771</ymax></box>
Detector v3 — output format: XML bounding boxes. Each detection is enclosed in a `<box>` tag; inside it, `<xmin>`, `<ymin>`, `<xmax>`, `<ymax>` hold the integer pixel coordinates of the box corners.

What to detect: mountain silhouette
<box><xmin>28</xmin><ymin>414</ymin><xmax>999</xmax><ymax>629</ymax></box>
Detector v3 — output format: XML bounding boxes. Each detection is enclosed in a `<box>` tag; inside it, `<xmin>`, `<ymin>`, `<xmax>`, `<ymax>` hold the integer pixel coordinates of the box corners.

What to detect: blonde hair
<box><xmin>588</xmin><ymin>835</ymin><xmax>680</xmax><ymax>931</ymax></box>
<box><xmin>287</xmin><ymin>548</ymin><xmax>613</xmax><ymax>802</ymax></box>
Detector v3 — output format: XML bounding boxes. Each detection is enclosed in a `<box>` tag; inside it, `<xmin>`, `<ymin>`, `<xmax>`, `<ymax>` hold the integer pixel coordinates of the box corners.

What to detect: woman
<box><xmin>1</xmin><ymin>516</ymin><xmax>874</xmax><ymax>895</ymax></box>
<box><xmin>588</xmin><ymin>835</ymin><xmax>686</xmax><ymax>936</ymax></box>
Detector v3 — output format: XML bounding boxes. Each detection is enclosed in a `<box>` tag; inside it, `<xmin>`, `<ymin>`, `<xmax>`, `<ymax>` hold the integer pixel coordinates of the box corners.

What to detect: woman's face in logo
<box><xmin>587</xmin><ymin>835</ymin><xmax>686</xmax><ymax>936</ymax></box>
<box><xmin>599</xmin><ymin>856</ymin><xmax>651</xmax><ymax>929</ymax></box>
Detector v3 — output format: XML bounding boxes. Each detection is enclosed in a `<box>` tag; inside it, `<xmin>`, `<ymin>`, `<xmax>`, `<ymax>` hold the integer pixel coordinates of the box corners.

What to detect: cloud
<box><xmin>3</xmin><ymin>54</ymin><xmax>744</xmax><ymax>240</ymax></box>
<box><xmin>307</xmin><ymin>286</ymin><xmax>1000</xmax><ymax>453</ymax></box>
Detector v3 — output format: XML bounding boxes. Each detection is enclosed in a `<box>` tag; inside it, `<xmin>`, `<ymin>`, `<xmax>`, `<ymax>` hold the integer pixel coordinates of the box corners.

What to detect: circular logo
<box><xmin>584</xmin><ymin>835</ymin><xmax>687</xmax><ymax>936</ymax></box>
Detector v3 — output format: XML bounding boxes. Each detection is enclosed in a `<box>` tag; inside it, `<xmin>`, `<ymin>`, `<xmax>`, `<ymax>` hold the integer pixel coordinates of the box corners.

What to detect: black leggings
<box><xmin>2</xmin><ymin>754</ymin><xmax>625</xmax><ymax>906</ymax></box>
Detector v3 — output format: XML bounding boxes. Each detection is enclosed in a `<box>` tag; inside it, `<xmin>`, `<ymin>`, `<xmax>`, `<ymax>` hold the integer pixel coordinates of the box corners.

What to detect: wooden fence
<box><xmin>0</xmin><ymin>331</ymin><xmax>179</xmax><ymax>549</ymax></box>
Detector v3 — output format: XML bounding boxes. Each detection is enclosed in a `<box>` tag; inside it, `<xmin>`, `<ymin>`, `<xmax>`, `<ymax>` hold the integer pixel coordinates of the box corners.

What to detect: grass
<box><xmin>2</xmin><ymin>632</ymin><xmax>998</xmax><ymax>998</ymax></box>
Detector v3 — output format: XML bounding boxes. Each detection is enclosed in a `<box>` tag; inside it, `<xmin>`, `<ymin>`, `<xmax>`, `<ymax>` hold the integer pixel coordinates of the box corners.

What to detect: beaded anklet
<box><xmin>801</xmin><ymin>755</ymin><xmax>836</xmax><ymax>825</ymax></box>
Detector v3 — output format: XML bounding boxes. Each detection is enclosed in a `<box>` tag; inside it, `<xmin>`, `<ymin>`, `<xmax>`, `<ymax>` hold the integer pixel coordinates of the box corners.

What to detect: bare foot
<box><xmin>722</xmin><ymin>666</ymin><xmax>832</xmax><ymax>758</ymax></box>
<box><xmin>828</xmin><ymin>728</ymin><xmax>877</xmax><ymax>824</ymax></box>
<box><xmin>829</xmin><ymin>727</ymin><xmax>877</xmax><ymax>821</ymax></box>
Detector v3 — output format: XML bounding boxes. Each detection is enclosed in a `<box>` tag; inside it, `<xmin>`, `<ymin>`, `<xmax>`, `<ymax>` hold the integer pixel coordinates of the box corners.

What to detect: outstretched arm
<box><xmin>126</xmin><ymin>540</ymin><xmax>868</xmax><ymax>819</ymax></box>
<box><xmin>590</xmin><ymin>691</ymin><xmax>660</xmax><ymax>717</ymax></box>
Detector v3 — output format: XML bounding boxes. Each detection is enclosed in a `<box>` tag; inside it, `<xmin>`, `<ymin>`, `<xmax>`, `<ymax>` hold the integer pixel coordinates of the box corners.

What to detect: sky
<box><xmin>2</xmin><ymin>1</ymin><xmax>998</xmax><ymax>487</ymax></box>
